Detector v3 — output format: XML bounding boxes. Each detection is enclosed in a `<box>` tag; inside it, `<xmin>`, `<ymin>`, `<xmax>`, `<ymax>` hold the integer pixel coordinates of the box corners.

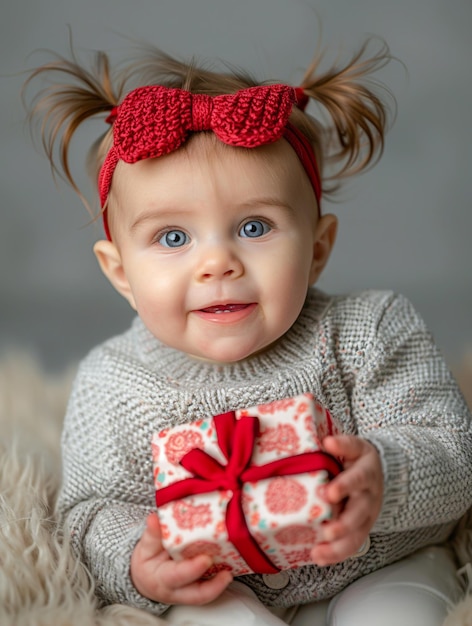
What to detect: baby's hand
<box><xmin>311</xmin><ymin>434</ymin><xmax>383</xmax><ymax>566</ymax></box>
<box><xmin>131</xmin><ymin>513</ymin><xmax>233</xmax><ymax>604</ymax></box>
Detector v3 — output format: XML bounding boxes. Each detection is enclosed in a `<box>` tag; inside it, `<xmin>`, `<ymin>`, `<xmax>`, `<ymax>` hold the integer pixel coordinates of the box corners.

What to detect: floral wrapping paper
<box><xmin>151</xmin><ymin>393</ymin><xmax>341</xmax><ymax>576</ymax></box>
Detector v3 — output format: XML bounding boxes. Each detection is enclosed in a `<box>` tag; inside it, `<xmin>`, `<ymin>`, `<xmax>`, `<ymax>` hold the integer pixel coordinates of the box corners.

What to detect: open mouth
<box><xmin>200</xmin><ymin>304</ymin><xmax>250</xmax><ymax>314</ymax></box>
<box><xmin>194</xmin><ymin>302</ymin><xmax>257</xmax><ymax>323</ymax></box>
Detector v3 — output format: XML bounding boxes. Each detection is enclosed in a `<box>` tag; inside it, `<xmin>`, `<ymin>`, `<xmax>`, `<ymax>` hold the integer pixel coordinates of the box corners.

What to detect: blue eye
<box><xmin>158</xmin><ymin>230</ymin><xmax>189</xmax><ymax>248</ymax></box>
<box><xmin>239</xmin><ymin>220</ymin><xmax>271</xmax><ymax>238</ymax></box>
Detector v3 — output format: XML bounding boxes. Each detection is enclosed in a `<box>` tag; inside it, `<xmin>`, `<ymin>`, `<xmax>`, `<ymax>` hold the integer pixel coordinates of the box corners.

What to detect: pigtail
<box><xmin>23</xmin><ymin>36</ymin><xmax>394</xmax><ymax>214</ymax></box>
<box><xmin>299</xmin><ymin>38</ymin><xmax>394</xmax><ymax>184</ymax></box>
<box><xmin>23</xmin><ymin>46</ymin><xmax>260</xmax><ymax>213</ymax></box>
<box><xmin>23</xmin><ymin>48</ymin><xmax>122</xmax><ymax>212</ymax></box>
<box><xmin>123</xmin><ymin>47</ymin><xmax>258</xmax><ymax>95</ymax></box>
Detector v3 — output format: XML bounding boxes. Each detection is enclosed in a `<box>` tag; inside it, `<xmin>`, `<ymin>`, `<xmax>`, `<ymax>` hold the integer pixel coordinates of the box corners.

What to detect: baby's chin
<box><xmin>186</xmin><ymin>348</ymin><xmax>255</xmax><ymax>366</ymax></box>
<box><xmin>186</xmin><ymin>337</ymin><xmax>285</xmax><ymax>365</ymax></box>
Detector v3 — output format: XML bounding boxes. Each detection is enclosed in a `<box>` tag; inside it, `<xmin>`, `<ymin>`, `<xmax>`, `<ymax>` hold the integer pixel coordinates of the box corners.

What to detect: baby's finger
<box><xmin>136</xmin><ymin>513</ymin><xmax>165</xmax><ymax>561</ymax></box>
<box><xmin>325</xmin><ymin>460</ymin><xmax>376</xmax><ymax>503</ymax></box>
<box><xmin>325</xmin><ymin>464</ymin><xmax>366</xmax><ymax>503</ymax></box>
<box><xmin>165</xmin><ymin>554</ymin><xmax>216</xmax><ymax>589</ymax></box>
<box><xmin>168</xmin><ymin>569</ymin><xmax>233</xmax><ymax>606</ymax></box>
<box><xmin>322</xmin><ymin>435</ymin><xmax>366</xmax><ymax>462</ymax></box>
<box><xmin>319</xmin><ymin>494</ymin><xmax>371</xmax><ymax>543</ymax></box>
<box><xmin>311</xmin><ymin>524</ymin><xmax>371</xmax><ymax>566</ymax></box>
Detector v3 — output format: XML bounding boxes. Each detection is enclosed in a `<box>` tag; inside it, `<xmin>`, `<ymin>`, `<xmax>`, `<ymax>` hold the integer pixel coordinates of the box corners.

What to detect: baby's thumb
<box><xmin>138</xmin><ymin>512</ymin><xmax>164</xmax><ymax>559</ymax></box>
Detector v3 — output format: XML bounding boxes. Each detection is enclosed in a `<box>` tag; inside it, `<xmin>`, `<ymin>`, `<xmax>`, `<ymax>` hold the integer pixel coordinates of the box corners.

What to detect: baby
<box><xmin>24</xmin><ymin>37</ymin><xmax>472</xmax><ymax>625</ymax></box>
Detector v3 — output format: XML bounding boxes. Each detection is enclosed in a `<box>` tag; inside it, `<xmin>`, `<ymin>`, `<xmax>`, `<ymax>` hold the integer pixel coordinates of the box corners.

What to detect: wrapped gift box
<box><xmin>151</xmin><ymin>393</ymin><xmax>342</xmax><ymax>576</ymax></box>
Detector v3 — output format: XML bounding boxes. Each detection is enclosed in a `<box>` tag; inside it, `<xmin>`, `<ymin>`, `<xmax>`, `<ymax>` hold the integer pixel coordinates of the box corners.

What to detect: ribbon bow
<box><xmin>99</xmin><ymin>84</ymin><xmax>295</xmax><ymax>206</ymax></box>
<box><xmin>155</xmin><ymin>411</ymin><xmax>342</xmax><ymax>574</ymax></box>
<box><xmin>98</xmin><ymin>84</ymin><xmax>321</xmax><ymax>220</ymax></box>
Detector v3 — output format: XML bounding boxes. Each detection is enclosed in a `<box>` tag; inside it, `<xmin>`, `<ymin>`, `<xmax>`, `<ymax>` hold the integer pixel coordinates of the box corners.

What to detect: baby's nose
<box><xmin>195</xmin><ymin>243</ymin><xmax>244</xmax><ymax>282</ymax></box>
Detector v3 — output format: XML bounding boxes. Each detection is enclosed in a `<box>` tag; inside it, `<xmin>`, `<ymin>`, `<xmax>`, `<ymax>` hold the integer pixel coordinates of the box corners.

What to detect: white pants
<box><xmin>164</xmin><ymin>546</ymin><xmax>464</xmax><ymax>626</ymax></box>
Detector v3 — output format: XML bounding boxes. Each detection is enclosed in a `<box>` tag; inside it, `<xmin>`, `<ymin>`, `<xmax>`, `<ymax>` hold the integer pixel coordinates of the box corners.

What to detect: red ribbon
<box><xmin>155</xmin><ymin>411</ymin><xmax>342</xmax><ymax>574</ymax></box>
<box><xmin>98</xmin><ymin>84</ymin><xmax>322</xmax><ymax>240</ymax></box>
<box><xmin>99</xmin><ymin>84</ymin><xmax>296</xmax><ymax>207</ymax></box>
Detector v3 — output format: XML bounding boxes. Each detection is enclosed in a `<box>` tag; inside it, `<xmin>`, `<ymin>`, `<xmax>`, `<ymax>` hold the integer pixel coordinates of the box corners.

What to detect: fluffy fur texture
<box><xmin>1</xmin><ymin>350</ymin><xmax>471</xmax><ymax>625</ymax></box>
<box><xmin>0</xmin><ymin>354</ymin><xmax>170</xmax><ymax>626</ymax></box>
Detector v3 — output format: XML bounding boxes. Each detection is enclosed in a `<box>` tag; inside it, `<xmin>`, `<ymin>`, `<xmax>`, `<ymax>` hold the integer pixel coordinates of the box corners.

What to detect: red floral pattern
<box><xmin>181</xmin><ymin>540</ymin><xmax>222</xmax><ymax>559</ymax></box>
<box><xmin>274</xmin><ymin>524</ymin><xmax>317</xmax><ymax>545</ymax></box>
<box><xmin>152</xmin><ymin>393</ymin><xmax>340</xmax><ymax>576</ymax></box>
<box><xmin>281</xmin><ymin>546</ymin><xmax>313</xmax><ymax>567</ymax></box>
<box><xmin>241</xmin><ymin>490</ymin><xmax>254</xmax><ymax>515</ymax></box>
<box><xmin>252</xmin><ymin>530</ymin><xmax>270</xmax><ymax>548</ymax></box>
<box><xmin>172</xmin><ymin>500</ymin><xmax>213</xmax><ymax>529</ymax></box>
<box><xmin>308</xmin><ymin>504</ymin><xmax>323</xmax><ymax>520</ymax></box>
<box><xmin>265</xmin><ymin>477</ymin><xmax>308</xmax><ymax>514</ymax></box>
<box><xmin>203</xmin><ymin>562</ymin><xmax>235</xmax><ymax>578</ymax></box>
<box><xmin>164</xmin><ymin>429</ymin><xmax>204</xmax><ymax>465</ymax></box>
<box><xmin>257</xmin><ymin>423</ymin><xmax>300</xmax><ymax>455</ymax></box>
<box><xmin>257</xmin><ymin>398</ymin><xmax>296</xmax><ymax>414</ymax></box>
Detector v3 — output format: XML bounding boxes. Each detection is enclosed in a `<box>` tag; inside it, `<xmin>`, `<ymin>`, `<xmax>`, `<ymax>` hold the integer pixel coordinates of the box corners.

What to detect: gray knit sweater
<box><xmin>57</xmin><ymin>288</ymin><xmax>472</xmax><ymax>615</ymax></box>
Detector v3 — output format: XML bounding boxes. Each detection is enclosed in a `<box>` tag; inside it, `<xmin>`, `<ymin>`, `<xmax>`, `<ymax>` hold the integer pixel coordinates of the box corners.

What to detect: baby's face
<box><xmin>99</xmin><ymin>137</ymin><xmax>334</xmax><ymax>363</ymax></box>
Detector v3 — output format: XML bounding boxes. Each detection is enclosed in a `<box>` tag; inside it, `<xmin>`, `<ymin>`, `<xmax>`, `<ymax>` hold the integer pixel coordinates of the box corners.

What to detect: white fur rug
<box><xmin>1</xmin><ymin>351</ymin><xmax>471</xmax><ymax>626</ymax></box>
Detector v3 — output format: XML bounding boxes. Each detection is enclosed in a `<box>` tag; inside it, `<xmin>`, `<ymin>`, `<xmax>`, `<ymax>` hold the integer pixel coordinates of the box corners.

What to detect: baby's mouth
<box><xmin>194</xmin><ymin>302</ymin><xmax>257</xmax><ymax>323</ymax></box>
<box><xmin>200</xmin><ymin>304</ymin><xmax>249</xmax><ymax>314</ymax></box>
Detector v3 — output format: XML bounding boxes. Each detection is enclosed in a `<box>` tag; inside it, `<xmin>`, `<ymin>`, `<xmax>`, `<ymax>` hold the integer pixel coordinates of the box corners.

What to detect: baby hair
<box><xmin>23</xmin><ymin>37</ymin><xmax>394</xmax><ymax>217</ymax></box>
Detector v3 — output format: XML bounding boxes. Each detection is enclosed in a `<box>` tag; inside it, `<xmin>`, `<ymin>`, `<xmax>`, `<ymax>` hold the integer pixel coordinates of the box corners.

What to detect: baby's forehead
<box><xmin>113</xmin><ymin>132</ymin><xmax>306</xmax><ymax>186</ymax></box>
<box><xmin>106</xmin><ymin>134</ymin><xmax>319</xmax><ymax>240</ymax></box>
<box><xmin>179</xmin><ymin>132</ymin><xmax>308</xmax><ymax>177</ymax></box>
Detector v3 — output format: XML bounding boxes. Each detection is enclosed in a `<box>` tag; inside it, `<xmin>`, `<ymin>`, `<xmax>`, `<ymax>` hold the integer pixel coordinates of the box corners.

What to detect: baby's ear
<box><xmin>309</xmin><ymin>214</ymin><xmax>338</xmax><ymax>285</ymax></box>
<box><xmin>93</xmin><ymin>240</ymin><xmax>137</xmax><ymax>310</ymax></box>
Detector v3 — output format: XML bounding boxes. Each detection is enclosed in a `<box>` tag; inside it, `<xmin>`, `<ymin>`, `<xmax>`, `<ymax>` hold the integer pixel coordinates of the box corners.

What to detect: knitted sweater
<box><xmin>57</xmin><ymin>288</ymin><xmax>472</xmax><ymax>615</ymax></box>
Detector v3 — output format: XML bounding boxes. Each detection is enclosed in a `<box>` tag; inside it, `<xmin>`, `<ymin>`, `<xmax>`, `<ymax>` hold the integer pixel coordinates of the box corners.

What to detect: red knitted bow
<box><xmin>98</xmin><ymin>84</ymin><xmax>321</xmax><ymax>238</ymax></box>
<box><xmin>155</xmin><ymin>410</ymin><xmax>342</xmax><ymax>574</ymax></box>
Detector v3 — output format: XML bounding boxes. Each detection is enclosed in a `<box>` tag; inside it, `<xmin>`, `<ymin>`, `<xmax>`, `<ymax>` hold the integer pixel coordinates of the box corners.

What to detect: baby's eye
<box><xmin>158</xmin><ymin>229</ymin><xmax>190</xmax><ymax>248</ymax></box>
<box><xmin>239</xmin><ymin>220</ymin><xmax>271</xmax><ymax>238</ymax></box>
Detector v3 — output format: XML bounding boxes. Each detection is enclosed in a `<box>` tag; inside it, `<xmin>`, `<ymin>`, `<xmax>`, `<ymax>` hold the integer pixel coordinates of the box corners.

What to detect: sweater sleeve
<box><xmin>55</xmin><ymin>354</ymin><xmax>169</xmax><ymax>616</ymax></box>
<box><xmin>352</xmin><ymin>293</ymin><xmax>472</xmax><ymax>533</ymax></box>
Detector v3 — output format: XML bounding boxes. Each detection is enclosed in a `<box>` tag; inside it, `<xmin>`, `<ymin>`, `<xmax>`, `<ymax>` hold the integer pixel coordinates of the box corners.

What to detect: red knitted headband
<box><xmin>99</xmin><ymin>84</ymin><xmax>321</xmax><ymax>240</ymax></box>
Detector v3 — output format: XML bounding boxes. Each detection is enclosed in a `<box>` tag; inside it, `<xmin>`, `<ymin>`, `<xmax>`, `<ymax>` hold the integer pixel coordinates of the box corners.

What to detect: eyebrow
<box><xmin>129</xmin><ymin>208</ymin><xmax>194</xmax><ymax>232</ymax></box>
<box><xmin>240</xmin><ymin>197</ymin><xmax>294</xmax><ymax>210</ymax></box>
<box><xmin>128</xmin><ymin>197</ymin><xmax>296</xmax><ymax>232</ymax></box>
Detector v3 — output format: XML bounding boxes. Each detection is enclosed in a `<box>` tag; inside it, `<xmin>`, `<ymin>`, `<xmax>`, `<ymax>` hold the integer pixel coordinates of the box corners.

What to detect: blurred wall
<box><xmin>1</xmin><ymin>0</ymin><xmax>471</xmax><ymax>371</ymax></box>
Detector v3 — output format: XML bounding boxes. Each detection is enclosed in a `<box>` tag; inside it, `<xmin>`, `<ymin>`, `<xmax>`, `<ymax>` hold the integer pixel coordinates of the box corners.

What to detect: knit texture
<box><xmin>56</xmin><ymin>288</ymin><xmax>472</xmax><ymax>617</ymax></box>
<box><xmin>99</xmin><ymin>84</ymin><xmax>297</xmax><ymax>206</ymax></box>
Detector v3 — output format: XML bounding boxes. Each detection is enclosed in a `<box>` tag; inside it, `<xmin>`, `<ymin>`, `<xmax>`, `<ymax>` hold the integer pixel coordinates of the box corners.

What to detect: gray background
<box><xmin>1</xmin><ymin>0</ymin><xmax>471</xmax><ymax>372</ymax></box>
